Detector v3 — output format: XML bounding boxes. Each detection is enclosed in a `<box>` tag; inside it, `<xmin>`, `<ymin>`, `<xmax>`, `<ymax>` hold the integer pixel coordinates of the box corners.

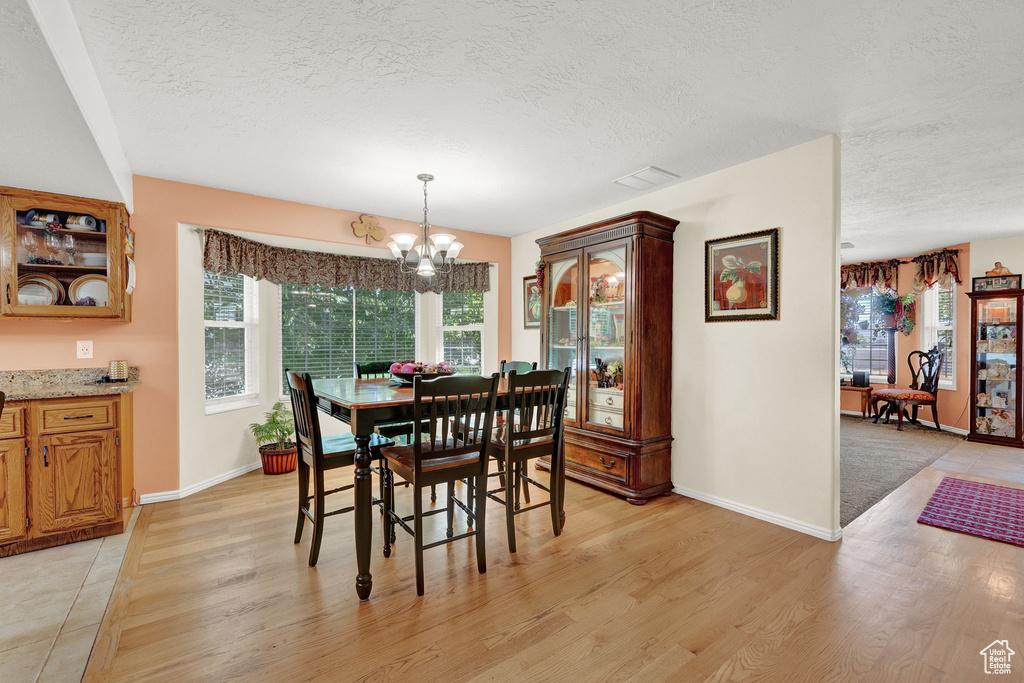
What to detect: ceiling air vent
<box><xmin>841</xmin><ymin>242</ymin><xmax>855</xmax><ymax>249</ymax></box>
<box><xmin>612</xmin><ymin>166</ymin><xmax>680</xmax><ymax>190</ymax></box>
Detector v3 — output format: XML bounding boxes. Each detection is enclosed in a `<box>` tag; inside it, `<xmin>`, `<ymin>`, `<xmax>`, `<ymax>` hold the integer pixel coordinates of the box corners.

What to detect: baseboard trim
<box><xmin>672</xmin><ymin>485</ymin><xmax>843</xmax><ymax>542</ymax></box>
<box><xmin>140</xmin><ymin>461</ymin><xmax>262</xmax><ymax>504</ymax></box>
<box><xmin>839</xmin><ymin>409</ymin><xmax>968</xmax><ymax>436</ymax></box>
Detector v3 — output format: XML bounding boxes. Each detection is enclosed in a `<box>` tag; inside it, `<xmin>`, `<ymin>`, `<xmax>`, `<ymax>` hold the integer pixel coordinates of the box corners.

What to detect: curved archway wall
<box><xmin>0</xmin><ymin>175</ymin><xmax>512</xmax><ymax>496</ymax></box>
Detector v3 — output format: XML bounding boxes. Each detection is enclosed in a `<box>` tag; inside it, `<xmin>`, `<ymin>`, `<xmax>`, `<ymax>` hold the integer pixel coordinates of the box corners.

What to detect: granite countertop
<box><xmin>1</xmin><ymin>367</ymin><xmax>141</xmax><ymax>402</ymax></box>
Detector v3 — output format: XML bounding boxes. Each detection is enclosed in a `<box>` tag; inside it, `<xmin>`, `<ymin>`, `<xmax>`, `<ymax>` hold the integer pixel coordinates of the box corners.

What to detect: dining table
<box><xmin>313</xmin><ymin>375</ymin><xmax>529</xmax><ymax>600</ymax></box>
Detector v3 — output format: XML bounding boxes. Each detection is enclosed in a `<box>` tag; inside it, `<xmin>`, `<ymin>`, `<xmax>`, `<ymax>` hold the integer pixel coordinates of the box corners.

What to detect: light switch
<box><xmin>77</xmin><ymin>340</ymin><xmax>93</xmax><ymax>359</ymax></box>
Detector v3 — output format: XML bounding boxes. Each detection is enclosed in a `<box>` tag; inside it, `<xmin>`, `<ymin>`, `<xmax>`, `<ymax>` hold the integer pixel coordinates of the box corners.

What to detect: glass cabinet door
<box><xmin>975</xmin><ymin>297</ymin><xmax>1019</xmax><ymax>439</ymax></box>
<box><xmin>545</xmin><ymin>256</ymin><xmax>580</xmax><ymax>424</ymax></box>
<box><xmin>584</xmin><ymin>244</ymin><xmax>628</xmax><ymax>433</ymax></box>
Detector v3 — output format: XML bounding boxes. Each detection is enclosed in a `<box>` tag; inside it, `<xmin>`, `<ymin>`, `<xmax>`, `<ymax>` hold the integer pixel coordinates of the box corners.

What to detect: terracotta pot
<box><xmin>259</xmin><ymin>443</ymin><xmax>297</xmax><ymax>475</ymax></box>
<box><xmin>881</xmin><ymin>314</ymin><xmax>896</xmax><ymax>328</ymax></box>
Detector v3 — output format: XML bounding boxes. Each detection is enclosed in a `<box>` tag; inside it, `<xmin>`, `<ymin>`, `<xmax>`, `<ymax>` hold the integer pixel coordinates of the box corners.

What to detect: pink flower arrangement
<box><xmin>389</xmin><ymin>361</ymin><xmax>454</xmax><ymax>375</ymax></box>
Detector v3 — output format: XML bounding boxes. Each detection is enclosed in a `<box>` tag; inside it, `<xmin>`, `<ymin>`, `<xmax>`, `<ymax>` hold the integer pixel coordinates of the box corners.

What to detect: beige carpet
<box><xmin>841</xmin><ymin>414</ymin><xmax>965</xmax><ymax>526</ymax></box>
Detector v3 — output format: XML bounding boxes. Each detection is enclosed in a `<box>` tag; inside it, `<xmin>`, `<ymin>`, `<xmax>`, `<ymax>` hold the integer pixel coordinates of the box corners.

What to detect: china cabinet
<box><xmin>967</xmin><ymin>290</ymin><xmax>1024</xmax><ymax>447</ymax></box>
<box><xmin>0</xmin><ymin>186</ymin><xmax>132</xmax><ymax>321</ymax></box>
<box><xmin>536</xmin><ymin>211</ymin><xmax>677</xmax><ymax>504</ymax></box>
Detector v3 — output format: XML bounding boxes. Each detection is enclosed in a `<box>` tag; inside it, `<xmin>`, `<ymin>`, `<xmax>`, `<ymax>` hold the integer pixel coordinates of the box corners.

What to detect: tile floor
<box><xmin>931</xmin><ymin>438</ymin><xmax>1024</xmax><ymax>483</ymax></box>
<box><xmin>0</xmin><ymin>507</ymin><xmax>140</xmax><ymax>683</ymax></box>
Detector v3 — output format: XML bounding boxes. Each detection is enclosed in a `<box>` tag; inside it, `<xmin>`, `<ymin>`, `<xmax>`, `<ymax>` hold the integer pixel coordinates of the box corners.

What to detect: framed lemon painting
<box><xmin>705</xmin><ymin>228</ymin><xmax>780</xmax><ymax>322</ymax></box>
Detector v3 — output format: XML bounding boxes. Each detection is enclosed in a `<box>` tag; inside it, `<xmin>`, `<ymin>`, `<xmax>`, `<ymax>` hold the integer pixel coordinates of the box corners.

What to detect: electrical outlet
<box><xmin>77</xmin><ymin>340</ymin><xmax>93</xmax><ymax>359</ymax></box>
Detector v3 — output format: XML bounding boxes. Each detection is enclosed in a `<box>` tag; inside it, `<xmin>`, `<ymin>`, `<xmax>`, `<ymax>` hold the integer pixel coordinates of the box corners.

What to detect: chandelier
<box><xmin>387</xmin><ymin>173</ymin><xmax>463</xmax><ymax>276</ymax></box>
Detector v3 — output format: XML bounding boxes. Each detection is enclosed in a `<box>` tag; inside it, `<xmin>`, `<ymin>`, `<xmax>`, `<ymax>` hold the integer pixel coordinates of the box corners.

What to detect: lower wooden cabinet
<box><xmin>34</xmin><ymin>430</ymin><xmax>118</xmax><ymax>534</ymax></box>
<box><xmin>0</xmin><ymin>438</ymin><xmax>28</xmax><ymax>544</ymax></box>
<box><xmin>0</xmin><ymin>395</ymin><xmax>128</xmax><ymax>557</ymax></box>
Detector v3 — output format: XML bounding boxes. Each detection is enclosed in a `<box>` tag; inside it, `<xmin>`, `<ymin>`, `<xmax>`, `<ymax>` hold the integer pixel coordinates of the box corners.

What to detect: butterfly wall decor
<box><xmin>351</xmin><ymin>214</ymin><xmax>386</xmax><ymax>244</ymax></box>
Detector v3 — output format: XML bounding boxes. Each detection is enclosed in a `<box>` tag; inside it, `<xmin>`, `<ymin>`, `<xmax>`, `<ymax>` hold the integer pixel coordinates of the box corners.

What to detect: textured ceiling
<box><xmin>60</xmin><ymin>0</ymin><xmax>1024</xmax><ymax>259</ymax></box>
<box><xmin>0</xmin><ymin>0</ymin><xmax>120</xmax><ymax>202</ymax></box>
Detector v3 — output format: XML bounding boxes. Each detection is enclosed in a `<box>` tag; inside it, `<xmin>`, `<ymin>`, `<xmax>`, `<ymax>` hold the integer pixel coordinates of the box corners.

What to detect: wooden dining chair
<box><xmin>485</xmin><ymin>368</ymin><xmax>570</xmax><ymax>553</ymax></box>
<box><xmin>354</xmin><ymin>360</ymin><xmax>437</xmax><ymax>501</ymax></box>
<box><xmin>380</xmin><ymin>373</ymin><xmax>500</xmax><ymax>595</ymax></box>
<box><xmin>286</xmin><ymin>370</ymin><xmax>392</xmax><ymax>567</ymax></box>
<box><xmin>499</xmin><ymin>360</ymin><xmax>538</xmax><ymax>375</ymax></box>
<box><xmin>871</xmin><ymin>346</ymin><xmax>945</xmax><ymax>431</ymax></box>
<box><xmin>491</xmin><ymin>360</ymin><xmax>537</xmax><ymax>503</ymax></box>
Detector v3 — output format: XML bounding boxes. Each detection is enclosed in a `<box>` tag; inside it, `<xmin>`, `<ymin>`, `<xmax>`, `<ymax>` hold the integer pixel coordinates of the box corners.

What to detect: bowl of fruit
<box><xmin>389</xmin><ymin>361</ymin><xmax>456</xmax><ymax>384</ymax></box>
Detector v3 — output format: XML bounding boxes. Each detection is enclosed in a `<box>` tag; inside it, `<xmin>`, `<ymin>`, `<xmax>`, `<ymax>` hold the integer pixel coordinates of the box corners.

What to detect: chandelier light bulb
<box><xmin>429</xmin><ymin>233</ymin><xmax>456</xmax><ymax>252</ymax></box>
<box><xmin>392</xmin><ymin>233</ymin><xmax>418</xmax><ymax>252</ymax></box>
<box><xmin>447</xmin><ymin>241</ymin><xmax>464</xmax><ymax>259</ymax></box>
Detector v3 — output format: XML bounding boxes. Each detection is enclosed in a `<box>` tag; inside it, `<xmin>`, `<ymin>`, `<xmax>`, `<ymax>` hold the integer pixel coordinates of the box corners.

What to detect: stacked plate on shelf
<box><xmin>81</xmin><ymin>253</ymin><xmax>107</xmax><ymax>268</ymax></box>
<box><xmin>17</xmin><ymin>274</ymin><xmax>63</xmax><ymax>305</ymax></box>
<box><xmin>69</xmin><ymin>274</ymin><xmax>108</xmax><ymax>306</ymax></box>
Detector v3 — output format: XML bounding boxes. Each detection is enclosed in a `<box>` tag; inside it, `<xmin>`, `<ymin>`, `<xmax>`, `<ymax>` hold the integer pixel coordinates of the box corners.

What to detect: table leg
<box><xmin>353</xmin><ymin>426</ymin><xmax>374</xmax><ymax>600</ymax></box>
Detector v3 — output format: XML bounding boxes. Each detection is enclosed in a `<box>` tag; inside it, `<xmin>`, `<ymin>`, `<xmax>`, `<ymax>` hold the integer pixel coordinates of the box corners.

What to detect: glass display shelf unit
<box><xmin>968</xmin><ymin>291</ymin><xmax>1023</xmax><ymax>446</ymax></box>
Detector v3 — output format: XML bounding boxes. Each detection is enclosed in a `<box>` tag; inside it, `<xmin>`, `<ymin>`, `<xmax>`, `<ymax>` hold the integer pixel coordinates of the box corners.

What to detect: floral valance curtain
<box><xmin>201</xmin><ymin>229</ymin><xmax>490</xmax><ymax>294</ymax></box>
<box><xmin>911</xmin><ymin>248</ymin><xmax>962</xmax><ymax>292</ymax></box>
<box><xmin>840</xmin><ymin>259</ymin><xmax>901</xmax><ymax>293</ymax></box>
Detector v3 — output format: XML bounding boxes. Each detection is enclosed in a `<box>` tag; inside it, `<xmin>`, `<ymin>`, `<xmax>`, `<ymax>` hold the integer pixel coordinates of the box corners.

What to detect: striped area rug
<box><xmin>918</xmin><ymin>477</ymin><xmax>1024</xmax><ymax>547</ymax></box>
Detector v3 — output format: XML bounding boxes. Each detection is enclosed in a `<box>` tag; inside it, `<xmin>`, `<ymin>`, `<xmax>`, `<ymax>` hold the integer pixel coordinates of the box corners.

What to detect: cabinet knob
<box><xmin>604</xmin><ymin>416</ymin><xmax>613</xmax><ymax>425</ymax></box>
<box><xmin>605</xmin><ymin>397</ymin><xmax>614</xmax><ymax>405</ymax></box>
<box><xmin>599</xmin><ymin>456</ymin><xmax>616</xmax><ymax>468</ymax></box>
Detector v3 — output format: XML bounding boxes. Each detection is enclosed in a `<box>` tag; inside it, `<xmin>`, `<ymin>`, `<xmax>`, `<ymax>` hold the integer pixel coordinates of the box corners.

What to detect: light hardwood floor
<box><xmin>89</xmin><ymin>461</ymin><xmax>1024</xmax><ymax>682</ymax></box>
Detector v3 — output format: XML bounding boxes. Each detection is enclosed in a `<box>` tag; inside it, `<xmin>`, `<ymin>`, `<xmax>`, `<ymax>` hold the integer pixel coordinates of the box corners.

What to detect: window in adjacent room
<box><xmin>204</xmin><ymin>271</ymin><xmax>259</xmax><ymax>411</ymax></box>
<box><xmin>439</xmin><ymin>290</ymin><xmax>484</xmax><ymax>374</ymax></box>
<box><xmin>845</xmin><ymin>291</ymin><xmax>891</xmax><ymax>382</ymax></box>
<box><xmin>921</xmin><ymin>282</ymin><xmax>956</xmax><ymax>389</ymax></box>
<box><xmin>280</xmin><ymin>285</ymin><xmax>417</xmax><ymax>393</ymax></box>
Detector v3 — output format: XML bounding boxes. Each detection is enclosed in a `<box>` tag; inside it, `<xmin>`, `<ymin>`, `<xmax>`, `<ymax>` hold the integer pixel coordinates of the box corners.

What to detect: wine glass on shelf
<box><xmin>44</xmin><ymin>233</ymin><xmax>62</xmax><ymax>263</ymax></box>
<box><xmin>63</xmin><ymin>234</ymin><xmax>77</xmax><ymax>266</ymax></box>
<box><xmin>20</xmin><ymin>231</ymin><xmax>40</xmax><ymax>263</ymax></box>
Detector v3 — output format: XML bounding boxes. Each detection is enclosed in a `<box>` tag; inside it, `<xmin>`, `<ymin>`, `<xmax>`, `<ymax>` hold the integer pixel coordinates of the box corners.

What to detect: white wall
<box><xmin>511</xmin><ymin>136</ymin><xmax>842</xmax><ymax>539</ymax></box>
<box><xmin>969</xmin><ymin>236</ymin><xmax>1024</xmax><ymax>279</ymax></box>
<box><xmin>173</xmin><ymin>225</ymin><xmax>499</xmax><ymax>498</ymax></box>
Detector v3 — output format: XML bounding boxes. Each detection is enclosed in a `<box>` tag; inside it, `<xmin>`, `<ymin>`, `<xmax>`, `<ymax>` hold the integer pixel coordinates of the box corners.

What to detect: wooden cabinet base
<box><xmin>0</xmin><ymin>516</ymin><xmax>124</xmax><ymax>558</ymax></box>
<box><xmin>538</xmin><ymin>429</ymin><xmax>673</xmax><ymax>504</ymax></box>
<box><xmin>0</xmin><ymin>395</ymin><xmax>130</xmax><ymax>557</ymax></box>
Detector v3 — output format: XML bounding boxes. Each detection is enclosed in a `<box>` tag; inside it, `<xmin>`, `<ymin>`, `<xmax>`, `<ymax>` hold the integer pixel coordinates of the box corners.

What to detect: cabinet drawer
<box><xmin>37</xmin><ymin>400</ymin><xmax>116</xmax><ymax>434</ymax></box>
<box><xmin>564</xmin><ymin>438</ymin><xmax>626</xmax><ymax>480</ymax></box>
<box><xmin>0</xmin><ymin>405</ymin><xmax>24</xmax><ymax>438</ymax></box>
<box><xmin>590</xmin><ymin>389</ymin><xmax>625</xmax><ymax>411</ymax></box>
<box><xmin>587</xmin><ymin>407</ymin><xmax>624</xmax><ymax>430</ymax></box>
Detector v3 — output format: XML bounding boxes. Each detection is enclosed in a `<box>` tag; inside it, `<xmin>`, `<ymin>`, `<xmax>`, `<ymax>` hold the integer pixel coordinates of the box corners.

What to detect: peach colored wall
<box><xmin>0</xmin><ymin>176</ymin><xmax>512</xmax><ymax>495</ymax></box>
<box><xmin>840</xmin><ymin>243</ymin><xmax>971</xmax><ymax>431</ymax></box>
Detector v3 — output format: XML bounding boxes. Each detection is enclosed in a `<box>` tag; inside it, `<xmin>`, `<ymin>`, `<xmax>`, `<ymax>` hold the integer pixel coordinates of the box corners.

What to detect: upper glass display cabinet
<box><xmin>1</xmin><ymin>187</ymin><xmax>132</xmax><ymax>321</ymax></box>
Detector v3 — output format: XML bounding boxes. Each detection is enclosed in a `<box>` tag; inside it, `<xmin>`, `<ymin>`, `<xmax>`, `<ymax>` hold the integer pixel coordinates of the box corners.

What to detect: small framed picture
<box><xmin>705</xmin><ymin>228</ymin><xmax>780</xmax><ymax>322</ymax></box>
<box><xmin>523</xmin><ymin>275</ymin><xmax>541</xmax><ymax>328</ymax></box>
<box><xmin>124</xmin><ymin>225</ymin><xmax>136</xmax><ymax>257</ymax></box>
<box><xmin>973</xmin><ymin>275</ymin><xmax>1021</xmax><ymax>292</ymax></box>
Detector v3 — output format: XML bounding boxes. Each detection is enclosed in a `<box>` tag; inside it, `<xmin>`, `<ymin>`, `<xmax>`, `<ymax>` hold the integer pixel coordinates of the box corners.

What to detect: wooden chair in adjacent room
<box><xmin>871</xmin><ymin>346</ymin><xmax>945</xmax><ymax>431</ymax></box>
<box><xmin>485</xmin><ymin>367</ymin><xmax>570</xmax><ymax>553</ymax></box>
<box><xmin>286</xmin><ymin>370</ymin><xmax>392</xmax><ymax>567</ymax></box>
<box><xmin>380</xmin><ymin>373</ymin><xmax>500</xmax><ymax>595</ymax></box>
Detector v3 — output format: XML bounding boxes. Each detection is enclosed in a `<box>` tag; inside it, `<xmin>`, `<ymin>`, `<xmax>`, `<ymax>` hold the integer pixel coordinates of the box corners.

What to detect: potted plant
<box><xmin>249</xmin><ymin>402</ymin><xmax>297</xmax><ymax>475</ymax></box>
<box><xmin>872</xmin><ymin>292</ymin><xmax>916</xmax><ymax>335</ymax></box>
